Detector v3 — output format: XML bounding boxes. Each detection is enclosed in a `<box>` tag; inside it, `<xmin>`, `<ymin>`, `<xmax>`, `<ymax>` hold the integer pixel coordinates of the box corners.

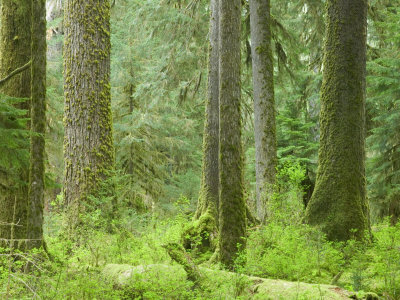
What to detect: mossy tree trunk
<box><xmin>249</xmin><ymin>0</ymin><xmax>277</xmax><ymax>222</ymax></box>
<box><xmin>305</xmin><ymin>0</ymin><xmax>370</xmax><ymax>241</ymax></box>
<box><xmin>63</xmin><ymin>0</ymin><xmax>115</xmax><ymax>233</ymax></box>
<box><xmin>0</xmin><ymin>0</ymin><xmax>31</xmax><ymax>249</ymax></box>
<box><xmin>27</xmin><ymin>0</ymin><xmax>46</xmax><ymax>250</ymax></box>
<box><xmin>192</xmin><ymin>0</ymin><xmax>220</xmax><ymax>247</ymax></box>
<box><xmin>218</xmin><ymin>0</ymin><xmax>246</xmax><ymax>268</ymax></box>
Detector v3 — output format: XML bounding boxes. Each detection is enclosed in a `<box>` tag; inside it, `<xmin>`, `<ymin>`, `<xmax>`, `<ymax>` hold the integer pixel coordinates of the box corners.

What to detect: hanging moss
<box><xmin>63</xmin><ymin>0</ymin><xmax>115</xmax><ymax>234</ymax></box>
<box><xmin>0</xmin><ymin>0</ymin><xmax>32</xmax><ymax>250</ymax></box>
<box><xmin>305</xmin><ymin>0</ymin><xmax>370</xmax><ymax>241</ymax></box>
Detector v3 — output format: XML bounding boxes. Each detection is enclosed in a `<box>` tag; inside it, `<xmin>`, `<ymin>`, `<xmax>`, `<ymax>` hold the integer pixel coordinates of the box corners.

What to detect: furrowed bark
<box><xmin>218</xmin><ymin>0</ymin><xmax>246</xmax><ymax>269</ymax></box>
<box><xmin>250</xmin><ymin>0</ymin><xmax>277</xmax><ymax>222</ymax></box>
<box><xmin>63</xmin><ymin>0</ymin><xmax>115</xmax><ymax>233</ymax></box>
<box><xmin>0</xmin><ymin>0</ymin><xmax>32</xmax><ymax>250</ymax></box>
<box><xmin>305</xmin><ymin>0</ymin><xmax>370</xmax><ymax>241</ymax></box>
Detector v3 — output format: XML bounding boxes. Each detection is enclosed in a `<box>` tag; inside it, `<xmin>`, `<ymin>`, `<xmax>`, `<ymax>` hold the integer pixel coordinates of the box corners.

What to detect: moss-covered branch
<box><xmin>162</xmin><ymin>242</ymin><xmax>203</xmax><ymax>287</ymax></box>
<box><xmin>0</xmin><ymin>61</ymin><xmax>31</xmax><ymax>87</ymax></box>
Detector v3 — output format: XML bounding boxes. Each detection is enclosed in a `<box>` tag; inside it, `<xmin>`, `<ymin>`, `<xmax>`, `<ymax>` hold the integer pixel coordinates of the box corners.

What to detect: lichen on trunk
<box><xmin>63</xmin><ymin>0</ymin><xmax>115</xmax><ymax>234</ymax></box>
<box><xmin>249</xmin><ymin>0</ymin><xmax>277</xmax><ymax>222</ymax></box>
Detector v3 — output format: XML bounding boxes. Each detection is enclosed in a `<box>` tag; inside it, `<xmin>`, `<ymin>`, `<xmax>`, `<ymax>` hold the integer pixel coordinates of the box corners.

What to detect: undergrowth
<box><xmin>1</xmin><ymin>164</ymin><xmax>400</xmax><ymax>299</ymax></box>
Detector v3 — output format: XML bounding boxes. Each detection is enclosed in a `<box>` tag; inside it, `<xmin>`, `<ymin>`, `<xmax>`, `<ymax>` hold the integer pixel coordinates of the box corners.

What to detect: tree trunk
<box><xmin>218</xmin><ymin>0</ymin><xmax>246</xmax><ymax>268</ymax></box>
<box><xmin>63</xmin><ymin>0</ymin><xmax>115</xmax><ymax>233</ymax></box>
<box><xmin>27</xmin><ymin>0</ymin><xmax>46</xmax><ymax>250</ymax></box>
<box><xmin>249</xmin><ymin>0</ymin><xmax>277</xmax><ymax>222</ymax></box>
<box><xmin>0</xmin><ymin>0</ymin><xmax>31</xmax><ymax>249</ymax></box>
<box><xmin>192</xmin><ymin>0</ymin><xmax>220</xmax><ymax>246</ymax></box>
<box><xmin>305</xmin><ymin>0</ymin><xmax>370</xmax><ymax>241</ymax></box>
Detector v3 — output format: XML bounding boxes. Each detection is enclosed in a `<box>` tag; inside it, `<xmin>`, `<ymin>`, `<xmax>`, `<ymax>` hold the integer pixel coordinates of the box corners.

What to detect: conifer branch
<box><xmin>0</xmin><ymin>61</ymin><xmax>31</xmax><ymax>87</ymax></box>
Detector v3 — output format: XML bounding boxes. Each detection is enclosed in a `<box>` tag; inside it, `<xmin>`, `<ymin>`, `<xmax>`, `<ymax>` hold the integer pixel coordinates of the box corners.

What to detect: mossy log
<box><xmin>102</xmin><ymin>263</ymin><xmax>356</xmax><ymax>299</ymax></box>
<box><xmin>162</xmin><ymin>242</ymin><xmax>202</xmax><ymax>287</ymax></box>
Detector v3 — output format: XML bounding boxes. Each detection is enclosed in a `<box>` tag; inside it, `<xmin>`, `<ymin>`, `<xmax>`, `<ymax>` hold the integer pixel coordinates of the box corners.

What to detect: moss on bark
<box><xmin>0</xmin><ymin>0</ymin><xmax>31</xmax><ymax>249</ymax></box>
<box><xmin>305</xmin><ymin>0</ymin><xmax>370</xmax><ymax>241</ymax></box>
<box><xmin>63</xmin><ymin>0</ymin><xmax>115</xmax><ymax>234</ymax></box>
<box><xmin>218</xmin><ymin>0</ymin><xmax>246</xmax><ymax>269</ymax></box>
<box><xmin>188</xmin><ymin>0</ymin><xmax>220</xmax><ymax>256</ymax></box>
<box><xmin>27</xmin><ymin>0</ymin><xmax>46</xmax><ymax>250</ymax></box>
<box><xmin>249</xmin><ymin>0</ymin><xmax>277</xmax><ymax>222</ymax></box>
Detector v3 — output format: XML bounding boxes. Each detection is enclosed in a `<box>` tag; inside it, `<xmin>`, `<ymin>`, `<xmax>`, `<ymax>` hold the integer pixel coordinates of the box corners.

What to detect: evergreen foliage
<box><xmin>367</xmin><ymin>1</ymin><xmax>400</xmax><ymax>223</ymax></box>
<box><xmin>0</xmin><ymin>95</ymin><xmax>30</xmax><ymax>176</ymax></box>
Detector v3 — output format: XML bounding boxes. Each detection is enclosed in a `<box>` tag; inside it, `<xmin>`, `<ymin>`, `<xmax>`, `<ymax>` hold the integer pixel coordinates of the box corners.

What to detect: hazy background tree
<box><xmin>192</xmin><ymin>0</ymin><xmax>220</xmax><ymax>249</ymax></box>
<box><xmin>250</xmin><ymin>0</ymin><xmax>277</xmax><ymax>221</ymax></box>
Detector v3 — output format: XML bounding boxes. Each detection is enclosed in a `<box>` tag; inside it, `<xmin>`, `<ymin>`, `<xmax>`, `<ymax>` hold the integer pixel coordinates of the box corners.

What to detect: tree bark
<box><xmin>0</xmin><ymin>0</ymin><xmax>32</xmax><ymax>249</ymax></box>
<box><xmin>193</xmin><ymin>0</ymin><xmax>220</xmax><ymax>245</ymax></box>
<box><xmin>27</xmin><ymin>0</ymin><xmax>46</xmax><ymax>250</ymax></box>
<box><xmin>218</xmin><ymin>0</ymin><xmax>246</xmax><ymax>269</ymax></box>
<box><xmin>63</xmin><ymin>0</ymin><xmax>115</xmax><ymax>233</ymax></box>
<box><xmin>305</xmin><ymin>0</ymin><xmax>370</xmax><ymax>241</ymax></box>
<box><xmin>250</xmin><ymin>0</ymin><xmax>277</xmax><ymax>222</ymax></box>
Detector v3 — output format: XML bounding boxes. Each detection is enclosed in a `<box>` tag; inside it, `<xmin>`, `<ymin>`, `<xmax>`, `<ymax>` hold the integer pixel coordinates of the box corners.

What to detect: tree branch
<box><xmin>0</xmin><ymin>61</ymin><xmax>31</xmax><ymax>87</ymax></box>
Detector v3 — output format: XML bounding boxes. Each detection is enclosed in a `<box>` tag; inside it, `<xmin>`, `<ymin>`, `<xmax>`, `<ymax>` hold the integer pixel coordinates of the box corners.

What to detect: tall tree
<box><xmin>27</xmin><ymin>0</ymin><xmax>46</xmax><ymax>249</ymax></box>
<box><xmin>305</xmin><ymin>0</ymin><xmax>370</xmax><ymax>241</ymax></box>
<box><xmin>218</xmin><ymin>0</ymin><xmax>246</xmax><ymax>268</ymax></box>
<box><xmin>0</xmin><ymin>0</ymin><xmax>31</xmax><ymax>248</ymax></box>
<box><xmin>193</xmin><ymin>0</ymin><xmax>220</xmax><ymax>240</ymax></box>
<box><xmin>249</xmin><ymin>0</ymin><xmax>277</xmax><ymax>222</ymax></box>
<box><xmin>63</xmin><ymin>0</ymin><xmax>115</xmax><ymax>232</ymax></box>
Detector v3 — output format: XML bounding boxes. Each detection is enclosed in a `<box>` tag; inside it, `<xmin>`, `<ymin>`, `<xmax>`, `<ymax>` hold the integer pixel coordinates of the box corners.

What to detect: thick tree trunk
<box><xmin>192</xmin><ymin>0</ymin><xmax>220</xmax><ymax>247</ymax></box>
<box><xmin>250</xmin><ymin>0</ymin><xmax>277</xmax><ymax>222</ymax></box>
<box><xmin>305</xmin><ymin>0</ymin><xmax>370</xmax><ymax>241</ymax></box>
<box><xmin>27</xmin><ymin>0</ymin><xmax>46</xmax><ymax>250</ymax></box>
<box><xmin>63</xmin><ymin>0</ymin><xmax>114</xmax><ymax>232</ymax></box>
<box><xmin>218</xmin><ymin>0</ymin><xmax>246</xmax><ymax>268</ymax></box>
<box><xmin>0</xmin><ymin>0</ymin><xmax>31</xmax><ymax>249</ymax></box>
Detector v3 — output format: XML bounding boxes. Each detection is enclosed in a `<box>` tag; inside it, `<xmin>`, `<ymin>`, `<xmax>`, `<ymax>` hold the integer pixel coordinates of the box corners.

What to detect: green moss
<box><xmin>0</xmin><ymin>0</ymin><xmax>32</xmax><ymax>249</ymax></box>
<box><xmin>103</xmin><ymin>263</ymin><xmax>354</xmax><ymax>299</ymax></box>
<box><xmin>305</xmin><ymin>0</ymin><xmax>370</xmax><ymax>241</ymax></box>
<box><xmin>63</xmin><ymin>0</ymin><xmax>115</xmax><ymax>233</ymax></box>
<box><xmin>182</xmin><ymin>211</ymin><xmax>217</xmax><ymax>259</ymax></box>
<box><xmin>218</xmin><ymin>0</ymin><xmax>246</xmax><ymax>269</ymax></box>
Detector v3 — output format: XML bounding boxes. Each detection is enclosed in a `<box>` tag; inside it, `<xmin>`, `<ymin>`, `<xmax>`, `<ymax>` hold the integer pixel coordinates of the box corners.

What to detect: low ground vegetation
<box><xmin>1</xmin><ymin>165</ymin><xmax>399</xmax><ymax>299</ymax></box>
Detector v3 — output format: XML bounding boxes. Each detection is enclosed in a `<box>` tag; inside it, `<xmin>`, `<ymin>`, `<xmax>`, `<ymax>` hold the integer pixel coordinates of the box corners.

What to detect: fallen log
<box><xmin>102</xmin><ymin>263</ymin><xmax>356</xmax><ymax>299</ymax></box>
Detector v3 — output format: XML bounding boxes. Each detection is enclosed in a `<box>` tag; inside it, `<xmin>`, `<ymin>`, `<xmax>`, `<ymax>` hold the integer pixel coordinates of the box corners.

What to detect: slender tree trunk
<box><xmin>195</xmin><ymin>0</ymin><xmax>220</xmax><ymax>225</ymax></box>
<box><xmin>0</xmin><ymin>0</ymin><xmax>31</xmax><ymax>249</ymax></box>
<box><xmin>27</xmin><ymin>0</ymin><xmax>46</xmax><ymax>250</ymax></box>
<box><xmin>218</xmin><ymin>0</ymin><xmax>246</xmax><ymax>269</ymax></box>
<box><xmin>63</xmin><ymin>0</ymin><xmax>115</xmax><ymax>232</ymax></box>
<box><xmin>305</xmin><ymin>0</ymin><xmax>370</xmax><ymax>241</ymax></box>
<box><xmin>250</xmin><ymin>0</ymin><xmax>277</xmax><ymax>222</ymax></box>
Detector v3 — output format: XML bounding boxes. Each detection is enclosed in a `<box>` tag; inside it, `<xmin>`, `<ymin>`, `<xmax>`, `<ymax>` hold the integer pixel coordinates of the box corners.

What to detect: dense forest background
<box><xmin>1</xmin><ymin>0</ymin><xmax>400</xmax><ymax>299</ymax></box>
